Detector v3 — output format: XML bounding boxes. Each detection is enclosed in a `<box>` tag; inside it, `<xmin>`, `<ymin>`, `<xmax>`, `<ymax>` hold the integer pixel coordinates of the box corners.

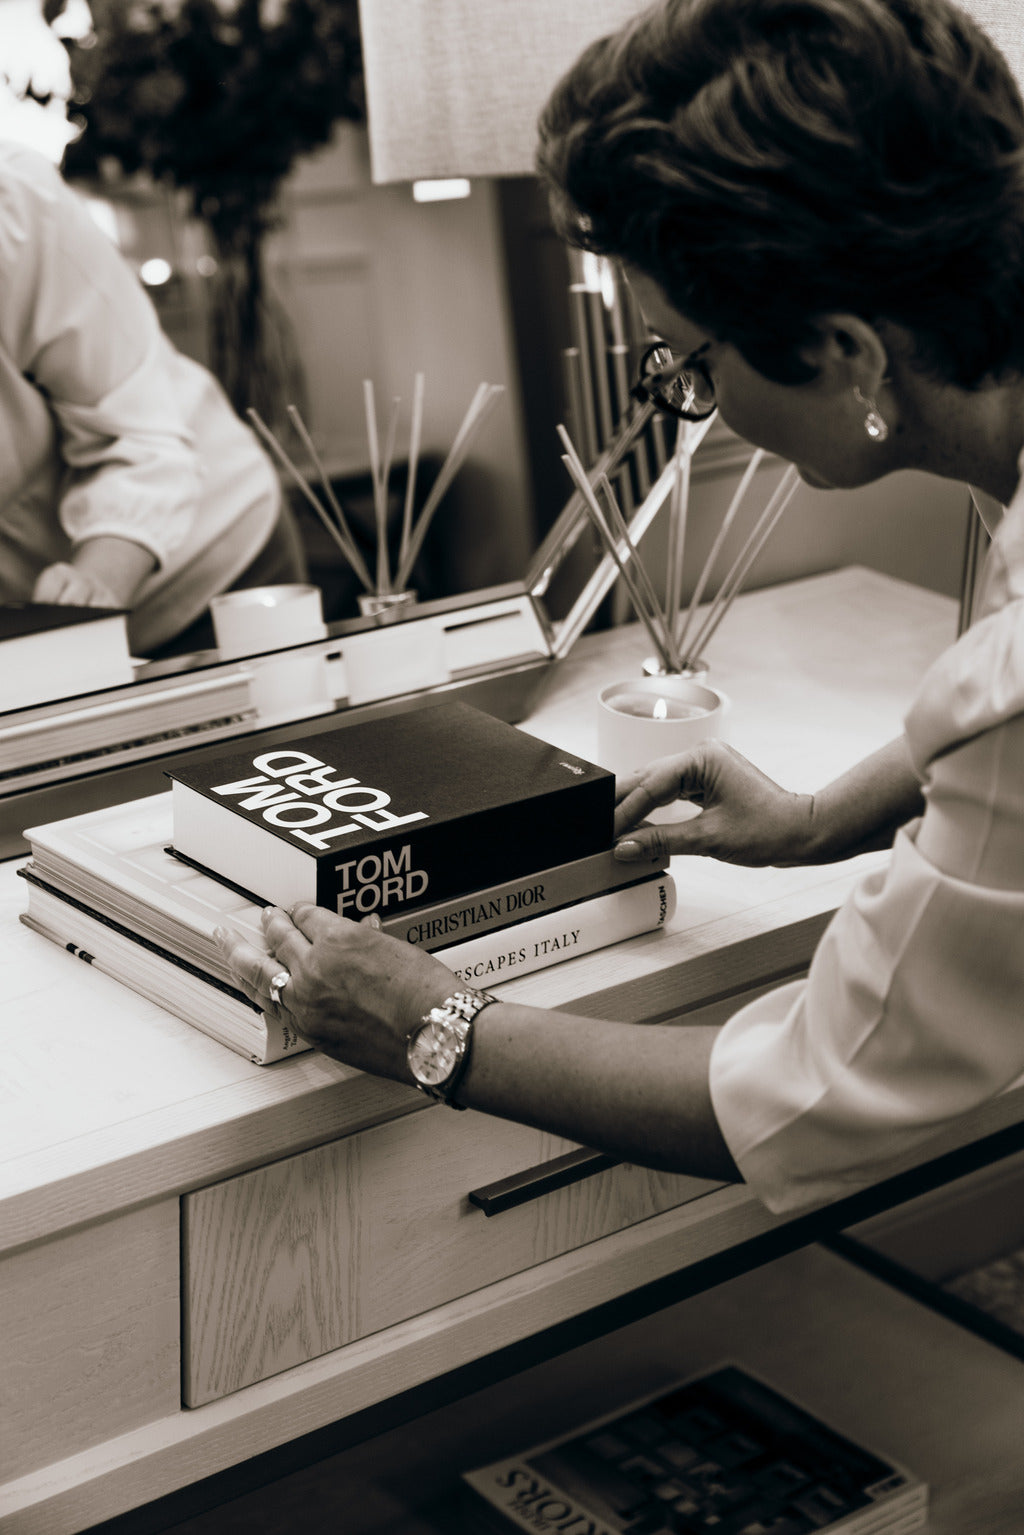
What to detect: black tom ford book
<box><xmin>166</xmin><ymin>701</ymin><xmax>615</xmax><ymax>917</ymax></box>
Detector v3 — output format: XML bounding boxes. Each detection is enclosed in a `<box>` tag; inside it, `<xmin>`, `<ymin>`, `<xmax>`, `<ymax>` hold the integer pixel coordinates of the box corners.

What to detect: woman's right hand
<box><xmin>613</xmin><ymin>740</ymin><xmax>815</xmax><ymax>867</ymax></box>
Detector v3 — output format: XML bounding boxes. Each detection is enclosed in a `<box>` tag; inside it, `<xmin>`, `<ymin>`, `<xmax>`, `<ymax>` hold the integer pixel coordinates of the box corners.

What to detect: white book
<box><xmin>20</xmin><ymin>878</ymin><xmax>304</xmax><ymax>1065</ymax></box>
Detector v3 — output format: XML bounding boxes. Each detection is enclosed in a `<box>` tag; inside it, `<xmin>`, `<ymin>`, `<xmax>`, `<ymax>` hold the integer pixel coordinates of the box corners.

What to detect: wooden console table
<box><xmin>4</xmin><ymin>567</ymin><xmax>1023</xmax><ymax>1534</ymax></box>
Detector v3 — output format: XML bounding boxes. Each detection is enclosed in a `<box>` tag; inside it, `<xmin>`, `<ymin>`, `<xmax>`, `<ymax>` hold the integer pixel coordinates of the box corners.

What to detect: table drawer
<box><xmin>182</xmin><ymin>1105</ymin><xmax>716</xmax><ymax>1405</ymax></box>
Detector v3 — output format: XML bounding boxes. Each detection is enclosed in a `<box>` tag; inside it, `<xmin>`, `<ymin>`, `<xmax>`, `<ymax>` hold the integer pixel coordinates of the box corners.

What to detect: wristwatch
<box><xmin>406</xmin><ymin>987</ymin><xmax>498</xmax><ymax>1108</ymax></box>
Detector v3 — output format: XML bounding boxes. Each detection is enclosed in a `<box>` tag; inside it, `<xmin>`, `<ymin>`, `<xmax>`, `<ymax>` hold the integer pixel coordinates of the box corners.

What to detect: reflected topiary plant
<box><xmin>49</xmin><ymin>0</ymin><xmax>365</xmax><ymax>427</ymax></box>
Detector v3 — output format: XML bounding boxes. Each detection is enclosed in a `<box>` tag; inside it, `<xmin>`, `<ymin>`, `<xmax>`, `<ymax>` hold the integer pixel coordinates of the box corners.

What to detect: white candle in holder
<box><xmin>597</xmin><ymin>675</ymin><xmax>729</xmax><ymax>819</ymax></box>
<box><xmin>210</xmin><ymin>583</ymin><xmax>327</xmax><ymax>660</ymax></box>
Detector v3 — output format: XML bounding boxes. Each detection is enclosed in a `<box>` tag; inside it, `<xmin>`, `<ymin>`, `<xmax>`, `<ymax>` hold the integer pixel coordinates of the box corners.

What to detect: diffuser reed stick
<box><xmin>247</xmin><ymin>407</ymin><xmax>375</xmax><ymax>594</ymax></box>
<box><xmin>596</xmin><ymin>471</ymin><xmax>681</xmax><ymax>672</ymax></box>
<box><xmin>558</xmin><ymin>424</ymin><xmax>679</xmax><ymax>674</ymax></box>
<box><xmin>674</xmin><ymin>446</ymin><xmax>765</xmax><ymax>658</ymax></box>
<box><xmin>394</xmin><ymin>381</ymin><xmax>505</xmax><ymax>591</ymax></box>
<box><xmin>362</xmin><ymin>379</ymin><xmax>390</xmax><ymax>594</ymax></box>
<box><xmin>284</xmin><ymin>405</ymin><xmax>374</xmax><ymax>592</ymax></box>
<box><xmin>681</xmin><ymin>464</ymin><xmax>801</xmax><ymax>663</ymax></box>
<box><xmin>526</xmin><ymin>401</ymin><xmax>656</xmax><ymax>597</ymax></box>
<box><xmin>664</xmin><ymin>420</ymin><xmax>692</xmax><ymax>644</ymax></box>
<box><xmin>397</xmin><ymin>371</ymin><xmax>426</xmax><ymax>583</ymax></box>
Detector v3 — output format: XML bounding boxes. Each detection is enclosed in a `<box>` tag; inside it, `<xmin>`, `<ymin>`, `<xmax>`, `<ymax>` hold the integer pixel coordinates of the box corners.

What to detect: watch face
<box><xmin>409</xmin><ymin>1017</ymin><xmax>461</xmax><ymax>1087</ymax></box>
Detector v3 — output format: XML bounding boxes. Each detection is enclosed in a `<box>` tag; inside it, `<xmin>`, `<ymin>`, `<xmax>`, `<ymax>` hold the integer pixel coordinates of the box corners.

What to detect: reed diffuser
<box><xmin>556</xmin><ymin>416</ymin><xmax>801</xmax><ymax>676</ymax></box>
<box><xmin>248</xmin><ymin>374</ymin><xmax>505</xmax><ymax>619</ymax></box>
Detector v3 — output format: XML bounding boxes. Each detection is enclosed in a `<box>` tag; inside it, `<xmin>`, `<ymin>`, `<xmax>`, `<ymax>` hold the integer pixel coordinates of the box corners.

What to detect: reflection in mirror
<box><xmin>2</xmin><ymin>0</ymin><xmax>565</xmax><ymax>796</ymax></box>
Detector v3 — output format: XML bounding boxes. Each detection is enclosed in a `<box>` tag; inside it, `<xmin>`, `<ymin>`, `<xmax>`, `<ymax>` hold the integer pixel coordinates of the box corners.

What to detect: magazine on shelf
<box><xmin>165</xmin><ymin>699</ymin><xmax>614</xmax><ymax>915</ymax></box>
<box><xmin>461</xmin><ymin>1363</ymin><xmax>928</xmax><ymax>1535</ymax></box>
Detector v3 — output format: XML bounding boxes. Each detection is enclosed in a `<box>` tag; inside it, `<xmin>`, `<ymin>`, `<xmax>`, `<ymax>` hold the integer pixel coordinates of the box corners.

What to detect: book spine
<box><xmin>437</xmin><ymin>874</ymin><xmax>675</xmax><ymax>987</ymax></box>
<box><xmin>381</xmin><ymin>850</ymin><xmax>668</xmax><ymax>951</ymax></box>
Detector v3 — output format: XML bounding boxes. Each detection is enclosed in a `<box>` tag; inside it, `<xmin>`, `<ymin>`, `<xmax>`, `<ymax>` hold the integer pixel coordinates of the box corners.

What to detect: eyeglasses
<box><xmin>631</xmin><ymin>341</ymin><xmax>716</xmax><ymax>421</ymax></box>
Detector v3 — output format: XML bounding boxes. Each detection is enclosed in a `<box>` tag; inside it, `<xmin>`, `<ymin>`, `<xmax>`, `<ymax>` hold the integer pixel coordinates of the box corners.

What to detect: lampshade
<box><xmin>356</xmin><ymin>0</ymin><xmax>646</xmax><ymax>183</ymax></box>
<box><xmin>357</xmin><ymin>0</ymin><xmax>1024</xmax><ymax>185</ymax></box>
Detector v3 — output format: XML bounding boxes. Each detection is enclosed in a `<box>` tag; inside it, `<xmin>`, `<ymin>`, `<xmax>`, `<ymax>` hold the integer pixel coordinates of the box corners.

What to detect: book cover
<box><xmin>166</xmin><ymin>700</ymin><xmax>614</xmax><ymax>916</ymax></box>
<box><xmin>21</xmin><ymin>794</ymin><xmax>265</xmax><ymax>990</ymax></box>
<box><xmin>19</xmin><ymin>873</ymin><xmax>304</xmax><ymax>1065</ymax></box>
<box><xmin>462</xmin><ymin>1364</ymin><xmax>927</xmax><ymax>1535</ymax></box>
<box><xmin>1</xmin><ymin>601</ymin><xmax>134</xmax><ymax>713</ymax></box>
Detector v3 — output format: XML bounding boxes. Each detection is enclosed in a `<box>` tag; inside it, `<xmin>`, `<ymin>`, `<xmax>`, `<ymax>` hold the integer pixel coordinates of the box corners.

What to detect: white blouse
<box><xmin>709</xmin><ymin>463</ymin><xmax>1024</xmax><ymax>1213</ymax></box>
<box><xmin>0</xmin><ymin>143</ymin><xmax>279</xmax><ymax>652</ymax></box>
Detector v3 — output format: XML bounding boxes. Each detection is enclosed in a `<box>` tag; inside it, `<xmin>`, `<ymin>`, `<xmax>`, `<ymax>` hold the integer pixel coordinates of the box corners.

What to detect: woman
<box><xmin>0</xmin><ymin>141</ymin><xmax>304</xmax><ymax>657</ymax></box>
<box><xmin>217</xmin><ymin>0</ymin><xmax>1024</xmax><ymax>1214</ymax></box>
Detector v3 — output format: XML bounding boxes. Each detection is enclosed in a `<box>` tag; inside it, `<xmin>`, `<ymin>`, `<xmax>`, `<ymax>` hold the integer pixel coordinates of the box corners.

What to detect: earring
<box><xmin>854</xmin><ymin>386</ymin><xmax>889</xmax><ymax>442</ymax></box>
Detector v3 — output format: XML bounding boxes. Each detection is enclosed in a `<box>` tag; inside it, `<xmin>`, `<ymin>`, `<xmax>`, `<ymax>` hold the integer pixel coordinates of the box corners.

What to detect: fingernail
<box><xmin>614</xmin><ymin>840</ymin><xmax>642</xmax><ymax>860</ymax></box>
<box><xmin>361</xmin><ymin>913</ymin><xmax>383</xmax><ymax>929</ymax></box>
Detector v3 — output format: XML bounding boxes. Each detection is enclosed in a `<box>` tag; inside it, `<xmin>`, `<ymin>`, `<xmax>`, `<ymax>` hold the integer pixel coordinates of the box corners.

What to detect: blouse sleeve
<box><xmin>708</xmin><ymin>711</ymin><xmax>1024</xmax><ymax>1215</ymax></box>
<box><xmin>0</xmin><ymin>148</ymin><xmax>201</xmax><ymax>566</ymax></box>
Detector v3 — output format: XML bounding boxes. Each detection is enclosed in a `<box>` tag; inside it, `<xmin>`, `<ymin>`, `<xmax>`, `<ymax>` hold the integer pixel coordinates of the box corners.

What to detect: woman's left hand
<box><xmin>214</xmin><ymin>904</ymin><xmax>458</xmax><ymax>1080</ymax></box>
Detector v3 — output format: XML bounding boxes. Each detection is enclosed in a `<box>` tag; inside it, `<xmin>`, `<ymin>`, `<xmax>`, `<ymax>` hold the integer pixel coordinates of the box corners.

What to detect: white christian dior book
<box><xmin>461</xmin><ymin>1363</ymin><xmax>928</xmax><ymax>1535</ymax></box>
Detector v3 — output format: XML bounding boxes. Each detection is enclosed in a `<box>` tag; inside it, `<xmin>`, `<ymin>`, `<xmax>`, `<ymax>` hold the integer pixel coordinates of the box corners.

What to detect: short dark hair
<box><xmin>537</xmin><ymin>0</ymin><xmax>1024</xmax><ymax>386</ymax></box>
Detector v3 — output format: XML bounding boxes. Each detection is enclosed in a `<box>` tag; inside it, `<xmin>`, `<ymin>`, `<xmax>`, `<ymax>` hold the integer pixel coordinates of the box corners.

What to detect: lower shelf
<box><xmin>91</xmin><ymin>1243</ymin><xmax>1024</xmax><ymax>1535</ymax></box>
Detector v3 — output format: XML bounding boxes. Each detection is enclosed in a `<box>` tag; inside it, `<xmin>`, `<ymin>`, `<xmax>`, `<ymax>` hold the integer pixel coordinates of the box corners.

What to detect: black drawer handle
<box><xmin>467</xmin><ymin>1148</ymin><xmax>618</xmax><ymax>1216</ymax></box>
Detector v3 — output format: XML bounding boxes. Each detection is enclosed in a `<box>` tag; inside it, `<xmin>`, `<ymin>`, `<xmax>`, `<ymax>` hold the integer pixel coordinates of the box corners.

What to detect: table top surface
<box><xmin>0</xmin><ymin>567</ymin><xmax>960</xmax><ymax>1251</ymax></box>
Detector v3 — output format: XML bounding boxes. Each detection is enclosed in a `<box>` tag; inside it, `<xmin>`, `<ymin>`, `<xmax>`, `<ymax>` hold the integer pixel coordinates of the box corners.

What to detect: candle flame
<box><xmin>653</xmin><ymin>696</ymin><xmax>668</xmax><ymax>720</ymax></box>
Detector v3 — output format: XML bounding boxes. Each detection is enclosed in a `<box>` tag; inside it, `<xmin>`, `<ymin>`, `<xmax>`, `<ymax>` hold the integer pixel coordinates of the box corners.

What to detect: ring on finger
<box><xmin>268</xmin><ymin>969</ymin><xmax>291</xmax><ymax>1006</ymax></box>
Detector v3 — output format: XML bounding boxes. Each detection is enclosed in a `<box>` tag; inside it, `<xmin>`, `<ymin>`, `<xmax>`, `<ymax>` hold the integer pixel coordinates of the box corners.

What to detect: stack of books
<box><xmin>461</xmin><ymin>1363</ymin><xmax>928</xmax><ymax>1535</ymax></box>
<box><xmin>19</xmin><ymin>701</ymin><xmax>675</xmax><ymax>1064</ymax></box>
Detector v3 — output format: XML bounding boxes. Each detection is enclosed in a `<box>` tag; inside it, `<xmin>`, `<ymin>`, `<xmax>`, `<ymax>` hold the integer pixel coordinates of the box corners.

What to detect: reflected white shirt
<box><xmin>709</xmin><ymin>462</ymin><xmax>1024</xmax><ymax>1213</ymax></box>
<box><xmin>0</xmin><ymin>143</ymin><xmax>278</xmax><ymax>652</ymax></box>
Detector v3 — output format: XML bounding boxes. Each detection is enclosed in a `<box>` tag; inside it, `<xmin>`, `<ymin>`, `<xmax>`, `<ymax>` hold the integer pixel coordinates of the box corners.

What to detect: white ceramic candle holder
<box><xmin>597</xmin><ymin>674</ymin><xmax>729</xmax><ymax>821</ymax></box>
<box><xmin>210</xmin><ymin>583</ymin><xmax>328</xmax><ymax>661</ymax></box>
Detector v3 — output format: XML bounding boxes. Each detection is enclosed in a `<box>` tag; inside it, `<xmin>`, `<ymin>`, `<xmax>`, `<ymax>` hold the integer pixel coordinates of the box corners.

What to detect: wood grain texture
<box><xmin>0</xmin><ymin>1200</ymin><xmax>180</xmax><ymax>1482</ymax></box>
<box><xmin>182</xmin><ymin>1107</ymin><xmax>718</xmax><ymax>1404</ymax></box>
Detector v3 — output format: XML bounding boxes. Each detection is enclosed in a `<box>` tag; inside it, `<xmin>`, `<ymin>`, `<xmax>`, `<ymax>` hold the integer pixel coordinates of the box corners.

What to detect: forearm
<box><xmin>800</xmin><ymin>735</ymin><xmax>924</xmax><ymax>863</ymax></box>
<box><xmin>461</xmin><ymin>1004</ymin><xmax>741</xmax><ymax>1182</ymax></box>
<box><xmin>71</xmin><ymin>535</ymin><xmax>158</xmax><ymax>606</ymax></box>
